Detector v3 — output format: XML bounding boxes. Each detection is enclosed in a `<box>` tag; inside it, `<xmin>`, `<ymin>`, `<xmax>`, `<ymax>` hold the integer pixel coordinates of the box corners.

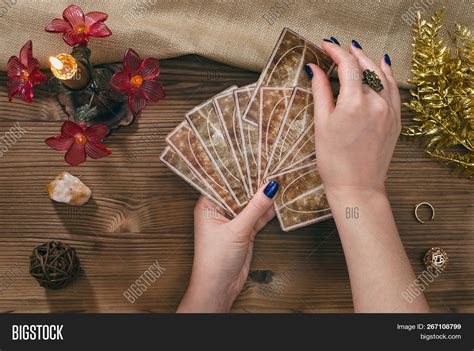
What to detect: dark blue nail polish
<box><xmin>384</xmin><ymin>53</ymin><xmax>391</xmax><ymax>66</ymax></box>
<box><xmin>323</xmin><ymin>38</ymin><xmax>333</xmax><ymax>43</ymax></box>
<box><xmin>263</xmin><ymin>181</ymin><xmax>279</xmax><ymax>199</ymax></box>
<box><xmin>330</xmin><ymin>37</ymin><xmax>340</xmax><ymax>46</ymax></box>
<box><xmin>351</xmin><ymin>39</ymin><xmax>362</xmax><ymax>49</ymax></box>
<box><xmin>304</xmin><ymin>64</ymin><xmax>313</xmax><ymax>80</ymax></box>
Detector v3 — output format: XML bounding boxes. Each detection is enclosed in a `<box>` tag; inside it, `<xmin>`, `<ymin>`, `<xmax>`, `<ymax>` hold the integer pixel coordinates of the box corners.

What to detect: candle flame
<box><xmin>49</xmin><ymin>56</ymin><xmax>64</xmax><ymax>70</ymax></box>
<box><xmin>49</xmin><ymin>54</ymin><xmax>78</xmax><ymax>81</ymax></box>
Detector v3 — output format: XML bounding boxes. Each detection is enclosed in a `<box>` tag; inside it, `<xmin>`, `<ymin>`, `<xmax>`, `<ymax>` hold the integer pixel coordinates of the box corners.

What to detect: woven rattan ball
<box><xmin>29</xmin><ymin>241</ymin><xmax>81</xmax><ymax>289</ymax></box>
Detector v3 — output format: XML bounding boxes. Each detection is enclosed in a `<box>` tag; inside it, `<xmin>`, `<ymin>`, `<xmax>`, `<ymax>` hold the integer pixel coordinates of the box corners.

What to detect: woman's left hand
<box><xmin>177</xmin><ymin>182</ymin><xmax>279</xmax><ymax>312</ymax></box>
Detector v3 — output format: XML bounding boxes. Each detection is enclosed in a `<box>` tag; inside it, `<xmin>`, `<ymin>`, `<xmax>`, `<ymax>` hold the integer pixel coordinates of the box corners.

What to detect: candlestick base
<box><xmin>51</xmin><ymin>63</ymin><xmax>134</xmax><ymax>134</ymax></box>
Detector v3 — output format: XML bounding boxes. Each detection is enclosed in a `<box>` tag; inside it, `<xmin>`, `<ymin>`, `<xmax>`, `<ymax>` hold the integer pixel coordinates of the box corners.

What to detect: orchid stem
<box><xmin>87</xmin><ymin>92</ymin><xmax>95</xmax><ymax>108</ymax></box>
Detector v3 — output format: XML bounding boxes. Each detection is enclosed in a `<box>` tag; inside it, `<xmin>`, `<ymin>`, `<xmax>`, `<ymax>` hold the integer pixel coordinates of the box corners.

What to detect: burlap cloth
<box><xmin>0</xmin><ymin>0</ymin><xmax>471</xmax><ymax>87</ymax></box>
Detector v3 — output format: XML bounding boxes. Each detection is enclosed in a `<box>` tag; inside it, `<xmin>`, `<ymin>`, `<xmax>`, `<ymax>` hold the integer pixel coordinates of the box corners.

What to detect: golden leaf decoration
<box><xmin>402</xmin><ymin>8</ymin><xmax>474</xmax><ymax>179</ymax></box>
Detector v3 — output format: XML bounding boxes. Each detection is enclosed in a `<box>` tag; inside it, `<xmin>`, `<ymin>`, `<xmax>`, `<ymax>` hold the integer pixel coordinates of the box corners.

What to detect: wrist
<box><xmin>325</xmin><ymin>185</ymin><xmax>387</xmax><ymax>205</ymax></box>
<box><xmin>177</xmin><ymin>273</ymin><xmax>237</xmax><ymax>313</ymax></box>
<box><xmin>324</xmin><ymin>185</ymin><xmax>390</xmax><ymax>225</ymax></box>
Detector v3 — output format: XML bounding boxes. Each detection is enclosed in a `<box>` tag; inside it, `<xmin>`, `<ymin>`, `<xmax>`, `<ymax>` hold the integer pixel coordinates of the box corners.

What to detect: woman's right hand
<box><xmin>307</xmin><ymin>40</ymin><xmax>401</xmax><ymax>199</ymax></box>
<box><xmin>306</xmin><ymin>41</ymin><xmax>429</xmax><ymax>313</ymax></box>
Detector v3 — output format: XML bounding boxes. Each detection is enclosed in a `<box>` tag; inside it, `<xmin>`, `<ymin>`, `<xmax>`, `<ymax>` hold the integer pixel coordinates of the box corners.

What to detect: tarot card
<box><xmin>213</xmin><ymin>88</ymin><xmax>251</xmax><ymax>198</ymax></box>
<box><xmin>268</xmin><ymin>162</ymin><xmax>332</xmax><ymax>231</ymax></box>
<box><xmin>276</xmin><ymin>124</ymin><xmax>316</xmax><ymax>172</ymax></box>
<box><xmin>276</xmin><ymin>132</ymin><xmax>316</xmax><ymax>172</ymax></box>
<box><xmin>266</xmin><ymin>88</ymin><xmax>316</xmax><ymax>175</ymax></box>
<box><xmin>166</xmin><ymin>121</ymin><xmax>242</xmax><ymax>216</ymax></box>
<box><xmin>160</xmin><ymin>146</ymin><xmax>229</xmax><ymax>214</ymax></box>
<box><xmin>186</xmin><ymin>87</ymin><xmax>249</xmax><ymax>207</ymax></box>
<box><xmin>258</xmin><ymin>87</ymin><xmax>293</xmax><ymax>185</ymax></box>
<box><xmin>276</xmin><ymin>187</ymin><xmax>332</xmax><ymax>231</ymax></box>
<box><xmin>234</xmin><ymin>84</ymin><xmax>259</xmax><ymax>195</ymax></box>
<box><xmin>242</xmin><ymin>28</ymin><xmax>335</xmax><ymax>126</ymax></box>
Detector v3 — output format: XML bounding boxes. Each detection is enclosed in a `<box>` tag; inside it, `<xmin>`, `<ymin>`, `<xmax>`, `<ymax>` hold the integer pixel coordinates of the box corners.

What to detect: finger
<box><xmin>230</xmin><ymin>181</ymin><xmax>279</xmax><ymax>234</ymax></box>
<box><xmin>254</xmin><ymin>206</ymin><xmax>276</xmax><ymax>233</ymax></box>
<box><xmin>306</xmin><ymin>63</ymin><xmax>335</xmax><ymax>120</ymax></box>
<box><xmin>349</xmin><ymin>40</ymin><xmax>391</xmax><ymax>103</ymax></box>
<box><xmin>194</xmin><ymin>195</ymin><xmax>226</xmax><ymax>220</ymax></box>
<box><xmin>379</xmin><ymin>54</ymin><xmax>401</xmax><ymax>110</ymax></box>
<box><xmin>194</xmin><ymin>195</ymin><xmax>212</xmax><ymax>213</ymax></box>
<box><xmin>321</xmin><ymin>41</ymin><xmax>364</xmax><ymax>96</ymax></box>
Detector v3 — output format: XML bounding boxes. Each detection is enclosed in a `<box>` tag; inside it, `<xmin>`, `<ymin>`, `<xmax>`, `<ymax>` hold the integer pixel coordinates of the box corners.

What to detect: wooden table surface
<box><xmin>0</xmin><ymin>55</ymin><xmax>472</xmax><ymax>313</ymax></box>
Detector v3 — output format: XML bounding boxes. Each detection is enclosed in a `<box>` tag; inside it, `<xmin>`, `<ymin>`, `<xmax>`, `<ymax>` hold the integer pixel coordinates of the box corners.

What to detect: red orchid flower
<box><xmin>109</xmin><ymin>48</ymin><xmax>165</xmax><ymax>116</ymax></box>
<box><xmin>45</xmin><ymin>120</ymin><xmax>112</xmax><ymax>166</ymax></box>
<box><xmin>7</xmin><ymin>40</ymin><xmax>48</xmax><ymax>103</ymax></box>
<box><xmin>45</xmin><ymin>5</ymin><xmax>112</xmax><ymax>47</ymax></box>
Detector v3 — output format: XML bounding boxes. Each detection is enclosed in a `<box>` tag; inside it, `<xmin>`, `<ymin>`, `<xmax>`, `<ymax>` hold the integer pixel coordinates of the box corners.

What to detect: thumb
<box><xmin>306</xmin><ymin>63</ymin><xmax>335</xmax><ymax>121</ymax></box>
<box><xmin>230</xmin><ymin>181</ymin><xmax>279</xmax><ymax>233</ymax></box>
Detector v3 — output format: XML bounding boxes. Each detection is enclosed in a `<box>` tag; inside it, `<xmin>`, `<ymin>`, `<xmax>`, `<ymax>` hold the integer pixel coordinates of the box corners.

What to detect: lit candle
<box><xmin>49</xmin><ymin>54</ymin><xmax>90</xmax><ymax>90</ymax></box>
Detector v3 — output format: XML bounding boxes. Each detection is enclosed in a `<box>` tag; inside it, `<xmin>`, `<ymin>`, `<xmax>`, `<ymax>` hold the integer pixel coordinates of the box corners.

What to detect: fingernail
<box><xmin>304</xmin><ymin>64</ymin><xmax>313</xmax><ymax>80</ymax></box>
<box><xmin>384</xmin><ymin>53</ymin><xmax>391</xmax><ymax>66</ymax></box>
<box><xmin>323</xmin><ymin>38</ymin><xmax>333</xmax><ymax>43</ymax></box>
<box><xmin>330</xmin><ymin>37</ymin><xmax>340</xmax><ymax>46</ymax></box>
<box><xmin>263</xmin><ymin>181</ymin><xmax>279</xmax><ymax>199</ymax></box>
<box><xmin>351</xmin><ymin>39</ymin><xmax>362</xmax><ymax>49</ymax></box>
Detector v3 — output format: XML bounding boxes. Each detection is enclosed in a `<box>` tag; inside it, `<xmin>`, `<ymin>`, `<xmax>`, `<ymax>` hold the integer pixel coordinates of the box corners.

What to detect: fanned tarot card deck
<box><xmin>161</xmin><ymin>28</ymin><xmax>336</xmax><ymax>231</ymax></box>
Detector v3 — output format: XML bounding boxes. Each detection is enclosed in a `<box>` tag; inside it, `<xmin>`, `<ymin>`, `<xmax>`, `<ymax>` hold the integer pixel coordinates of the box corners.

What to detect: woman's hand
<box><xmin>305</xmin><ymin>40</ymin><xmax>428</xmax><ymax>312</ymax></box>
<box><xmin>177</xmin><ymin>182</ymin><xmax>279</xmax><ymax>313</ymax></box>
<box><xmin>307</xmin><ymin>40</ymin><xmax>401</xmax><ymax>200</ymax></box>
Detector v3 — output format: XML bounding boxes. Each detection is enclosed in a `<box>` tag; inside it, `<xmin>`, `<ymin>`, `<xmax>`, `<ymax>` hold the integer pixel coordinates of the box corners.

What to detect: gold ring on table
<box><xmin>362</xmin><ymin>69</ymin><xmax>384</xmax><ymax>92</ymax></box>
<box><xmin>414</xmin><ymin>202</ymin><xmax>435</xmax><ymax>224</ymax></box>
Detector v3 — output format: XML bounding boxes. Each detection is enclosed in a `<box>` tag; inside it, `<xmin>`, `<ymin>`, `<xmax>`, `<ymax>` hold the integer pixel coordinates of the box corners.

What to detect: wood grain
<box><xmin>0</xmin><ymin>55</ymin><xmax>472</xmax><ymax>313</ymax></box>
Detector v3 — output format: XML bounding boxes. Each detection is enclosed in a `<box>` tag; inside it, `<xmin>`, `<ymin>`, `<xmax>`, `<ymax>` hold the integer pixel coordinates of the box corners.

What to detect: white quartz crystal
<box><xmin>46</xmin><ymin>171</ymin><xmax>91</xmax><ymax>206</ymax></box>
